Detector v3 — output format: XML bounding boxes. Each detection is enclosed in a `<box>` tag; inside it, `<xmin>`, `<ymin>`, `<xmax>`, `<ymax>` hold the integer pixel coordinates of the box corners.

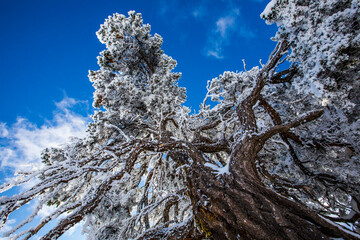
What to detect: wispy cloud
<box><xmin>0</xmin><ymin>97</ymin><xmax>90</xmax><ymax>172</ymax></box>
<box><xmin>0</xmin><ymin>123</ymin><xmax>8</xmax><ymax>138</ymax></box>
<box><xmin>207</xmin><ymin>49</ymin><xmax>224</xmax><ymax>59</ymax></box>
<box><xmin>192</xmin><ymin>4</ymin><xmax>207</xmax><ymax>18</ymax></box>
<box><xmin>204</xmin><ymin>7</ymin><xmax>255</xmax><ymax>59</ymax></box>
<box><xmin>0</xmin><ymin>219</ymin><xmax>16</xmax><ymax>240</ymax></box>
<box><xmin>216</xmin><ymin>15</ymin><xmax>236</xmax><ymax>38</ymax></box>
<box><xmin>0</xmin><ymin>97</ymin><xmax>89</xmax><ymax>238</ymax></box>
<box><xmin>155</xmin><ymin>0</ymin><xmax>258</xmax><ymax>59</ymax></box>
<box><xmin>204</xmin><ymin>10</ymin><xmax>238</xmax><ymax>59</ymax></box>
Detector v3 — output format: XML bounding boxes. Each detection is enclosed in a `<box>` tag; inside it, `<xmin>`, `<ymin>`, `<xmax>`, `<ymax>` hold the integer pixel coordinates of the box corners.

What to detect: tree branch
<box><xmin>269</xmin><ymin>67</ymin><xmax>297</xmax><ymax>84</ymax></box>
<box><xmin>258</xmin><ymin>109</ymin><xmax>324</xmax><ymax>144</ymax></box>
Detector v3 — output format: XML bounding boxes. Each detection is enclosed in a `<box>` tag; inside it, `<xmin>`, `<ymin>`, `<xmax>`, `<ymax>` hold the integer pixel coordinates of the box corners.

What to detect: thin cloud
<box><xmin>0</xmin><ymin>97</ymin><xmax>90</xmax><ymax>172</ymax></box>
<box><xmin>0</xmin><ymin>123</ymin><xmax>8</xmax><ymax>138</ymax></box>
<box><xmin>206</xmin><ymin>39</ymin><xmax>225</xmax><ymax>59</ymax></box>
<box><xmin>204</xmin><ymin>9</ymin><xmax>238</xmax><ymax>59</ymax></box>
<box><xmin>192</xmin><ymin>4</ymin><xmax>207</xmax><ymax>18</ymax></box>
<box><xmin>216</xmin><ymin>15</ymin><xmax>236</xmax><ymax>38</ymax></box>
<box><xmin>204</xmin><ymin>7</ymin><xmax>255</xmax><ymax>59</ymax></box>
<box><xmin>0</xmin><ymin>219</ymin><xmax>16</xmax><ymax>240</ymax></box>
<box><xmin>207</xmin><ymin>49</ymin><xmax>224</xmax><ymax>59</ymax></box>
<box><xmin>37</xmin><ymin>203</ymin><xmax>57</xmax><ymax>218</ymax></box>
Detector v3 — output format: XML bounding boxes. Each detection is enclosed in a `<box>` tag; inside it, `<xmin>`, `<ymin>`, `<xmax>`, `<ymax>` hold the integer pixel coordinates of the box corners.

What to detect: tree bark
<box><xmin>186</xmin><ymin>137</ymin><xmax>358</xmax><ymax>240</ymax></box>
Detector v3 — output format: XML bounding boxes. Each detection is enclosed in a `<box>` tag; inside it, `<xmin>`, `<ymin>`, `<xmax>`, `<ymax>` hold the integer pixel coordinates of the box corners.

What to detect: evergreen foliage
<box><xmin>1</xmin><ymin>1</ymin><xmax>359</xmax><ymax>239</ymax></box>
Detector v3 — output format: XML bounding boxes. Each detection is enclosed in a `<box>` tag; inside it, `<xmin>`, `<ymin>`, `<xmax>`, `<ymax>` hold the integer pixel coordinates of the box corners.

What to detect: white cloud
<box><xmin>63</xmin><ymin>221</ymin><xmax>84</xmax><ymax>237</ymax></box>
<box><xmin>0</xmin><ymin>123</ymin><xmax>8</xmax><ymax>138</ymax></box>
<box><xmin>0</xmin><ymin>219</ymin><xmax>16</xmax><ymax>240</ymax></box>
<box><xmin>204</xmin><ymin>9</ymin><xmax>239</xmax><ymax>59</ymax></box>
<box><xmin>0</xmin><ymin>97</ymin><xmax>90</xmax><ymax>171</ymax></box>
<box><xmin>207</xmin><ymin>50</ymin><xmax>224</xmax><ymax>59</ymax></box>
<box><xmin>216</xmin><ymin>15</ymin><xmax>236</xmax><ymax>38</ymax></box>
<box><xmin>204</xmin><ymin>8</ymin><xmax>255</xmax><ymax>59</ymax></box>
<box><xmin>0</xmin><ymin>97</ymin><xmax>89</xmax><ymax>239</ymax></box>
<box><xmin>37</xmin><ymin>204</ymin><xmax>57</xmax><ymax>218</ymax></box>
<box><xmin>55</xmin><ymin>97</ymin><xmax>80</xmax><ymax>111</ymax></box>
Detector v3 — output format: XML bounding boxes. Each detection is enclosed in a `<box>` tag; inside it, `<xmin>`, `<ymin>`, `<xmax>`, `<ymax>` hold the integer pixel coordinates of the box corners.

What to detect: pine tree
<box><xmin>1</xmin><ymin>1</ymin><xmax>359</xmax><ymax>239</ymax></box>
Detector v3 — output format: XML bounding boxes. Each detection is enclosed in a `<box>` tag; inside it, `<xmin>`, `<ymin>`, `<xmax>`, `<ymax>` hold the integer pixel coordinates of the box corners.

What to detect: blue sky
<box><xmin>0</xmin><ymin>0</ymin><xmax>276</xmax><ymax>238</ymax></box>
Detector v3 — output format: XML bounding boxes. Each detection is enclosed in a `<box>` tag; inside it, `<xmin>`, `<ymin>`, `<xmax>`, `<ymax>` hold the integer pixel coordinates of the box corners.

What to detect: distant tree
<box><xmin>1</xmin><ymin>1</ymin><xmax>359</xmax><ymax>239</ymax></box>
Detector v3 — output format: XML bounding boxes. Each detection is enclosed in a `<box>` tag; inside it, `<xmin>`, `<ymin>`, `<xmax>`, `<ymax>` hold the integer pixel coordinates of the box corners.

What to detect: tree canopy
<box><xmin>1</xmin><ymin>0</ymin><xmax>359</xmax><ymax>239</ymax></box>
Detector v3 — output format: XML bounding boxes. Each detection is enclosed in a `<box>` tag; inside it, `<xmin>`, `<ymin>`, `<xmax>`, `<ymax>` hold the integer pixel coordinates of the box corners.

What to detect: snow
<box><xmin>204</xmin><ymin>161</ymin><xmax>230</xmax><ymax>175</ymax></box>
<box><xmin>2</xmin><ymin>3</ymin><xmax>360</xmax><ymax>239</ymax></box>
<box><xmin>260</xmin><ymin>0</ymin><xmax>277</xmax><ymax>19</ymax></box>
<box><xmin>319</xmin><ymin>215</ymin><xmax>360</xmax><ymax>239</ymax></box>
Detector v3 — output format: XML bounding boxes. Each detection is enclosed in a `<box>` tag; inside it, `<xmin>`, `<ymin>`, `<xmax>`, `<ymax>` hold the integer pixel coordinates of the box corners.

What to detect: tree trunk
<box><xmin>186</xmin><ymin>138</ymin><xmax>357</xmax><ymax>240</ymax></box>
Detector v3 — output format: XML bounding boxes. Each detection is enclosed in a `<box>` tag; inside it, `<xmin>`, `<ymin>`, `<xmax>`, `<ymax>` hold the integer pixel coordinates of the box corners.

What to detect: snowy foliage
<box><xmin>1</xmin><ymin>2</ymin><xmax>359</xmax><ymax>239</ymax></box>
<box><xmin>259</xmin><ymin>0</ymin><xmax>360</xmax><ymax>230</ymax></box>
<box><xmin>88</xmin><ymin>11</ymin><xmax>186</xmax><ymax>145</ymax></box>
<box><xmin>260</xmin><ymin>0</ymin><xmax>360</xmax><ymax>204</ymax></box>
<box><xmin>262</xmin><ymin>0</ymin><xmax>360</xmax><ymax>110</ymax></box>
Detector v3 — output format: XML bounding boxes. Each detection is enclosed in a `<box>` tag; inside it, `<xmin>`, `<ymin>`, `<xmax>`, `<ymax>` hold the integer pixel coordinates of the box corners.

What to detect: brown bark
<box><xmin>186</xmin><ymin>137</ymin><xmax>358</xmax><ymax>239</ymax></box>
<box><xmin>183</xmin><ymin>39</ymin><xmax>359</xmax><ymax>238</ymax></box>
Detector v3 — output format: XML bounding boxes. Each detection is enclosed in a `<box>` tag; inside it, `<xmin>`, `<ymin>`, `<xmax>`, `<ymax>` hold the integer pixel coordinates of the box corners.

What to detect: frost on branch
<box><xmin>88</xmin><ymin>11</ymin><xmax>186</xmax><ymax>145</ymax></box>
<box><xmin>1</xmin><ymin>4</ymin><xmax>360</xmax><ymax>240</ymax></box>
<box><xmin>261</xmin><ymin>0</ymin><xmax>360</xmax><ymax>116</ymax></box>
<box><xmin>260</xmin><ymin>0</ymin><xmax>360</xmax><ymax>207</ymax></box>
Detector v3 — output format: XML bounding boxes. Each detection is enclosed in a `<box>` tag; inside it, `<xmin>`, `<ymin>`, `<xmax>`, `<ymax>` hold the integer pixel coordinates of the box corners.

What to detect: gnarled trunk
<box><xmin>186</xmin><ymin>138</ymin><xmax>357</xmax><ymax>240</ymax></box>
